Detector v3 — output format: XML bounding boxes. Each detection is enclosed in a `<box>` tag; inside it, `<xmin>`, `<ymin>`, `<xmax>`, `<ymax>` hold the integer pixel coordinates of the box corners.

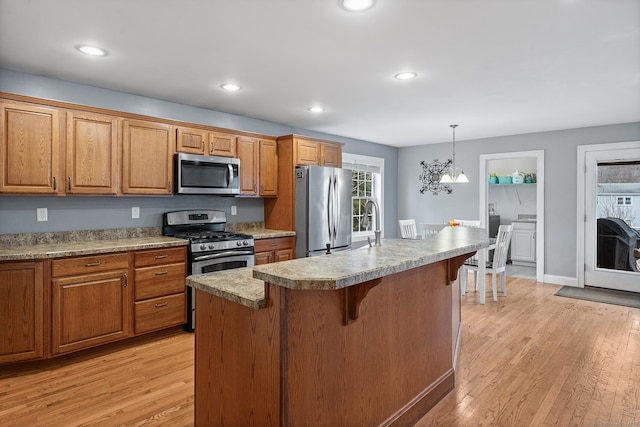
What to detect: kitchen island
<box><xmin>187</xmin><ymin>226</ymin><xmax>489</xmax><ymax>426</ymax></box>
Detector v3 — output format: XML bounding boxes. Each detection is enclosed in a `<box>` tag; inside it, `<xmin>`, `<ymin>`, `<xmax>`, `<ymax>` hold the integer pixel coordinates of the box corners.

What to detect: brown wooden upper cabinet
<box><xmin>237</xmin><ymin>136</ymin><xmax>278</xmax><ymax>197</ymax></box>
<box><xmin>294</xmin><ymin>137</ymin><xmax>342</xmax><ymax>167</ymax></box>
<box><xmin>320</xmin><ymin>142</ymin><xmax>342</xmax><ymax>167</ymax></box>
<box><xmin>0</xmin><ymin>100</ymin><xmax>61</xmax><ymax>194</ymax></box>
<box><xmin>66</xmin><ymin>111</ymin><xmax>120</xmax><ymax>195</ymax></box>
<box><xmin>176</xmin><ymin>126</ymin><xmax>207</xmax><ymax>155</ymax></box>
<box><xmin>295</xmin><ymin>138</ymin><xmax>320</xmax><ymax>165</ymax></box>
<box><xmin>259</xmin><ymin>139</ymin><xmax>278</xmax><ymax>197</ymax></box>
<box><xmin>176</xmin><ymin>128</ymin><xmax>236</xmax><ymax>158</ymax></box>
<box><xmin>209</xmin><ymin>131</ymin><xmax>236</xmax><ymax>157</ymax></box>
<box><xmin>122</xmin><ymin>119</ymin><xmax>175</xmax><ymax>195</ymax></box>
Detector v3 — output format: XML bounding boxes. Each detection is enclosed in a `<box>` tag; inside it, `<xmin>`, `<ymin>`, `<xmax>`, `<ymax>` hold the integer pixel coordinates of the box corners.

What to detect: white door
<box><xmin>583</xmin><ymin>147</ymin><xmax>640</xmax><ymax>292</ymax></box>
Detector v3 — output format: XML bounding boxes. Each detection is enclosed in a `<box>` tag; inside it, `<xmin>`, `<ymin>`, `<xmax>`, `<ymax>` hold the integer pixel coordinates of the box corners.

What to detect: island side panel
<box><xmin>194</xmin><ymin>289</ymin><xmax>281</xmax><ymax>427</ymax></box>
<box><xmin>274</xmin><ymin>261</ymin><xmax>454</xmax><ymax>427</ymax></box>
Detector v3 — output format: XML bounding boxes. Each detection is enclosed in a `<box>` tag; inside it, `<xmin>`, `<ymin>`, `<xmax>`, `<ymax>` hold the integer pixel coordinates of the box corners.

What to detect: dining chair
<box><xmin>398</xmin><ymin>219</ymin><xmax>417</xmax><ymax>239</ymax></box>
<box><xmin>461</xmin><ymin>224</ymin><xmax>514</xmax><ymax>301</ymax></box>
<box><xmin>421</xmin><ymin>223</ymin><xmax>445</xmax><ymax>239</ymax></box>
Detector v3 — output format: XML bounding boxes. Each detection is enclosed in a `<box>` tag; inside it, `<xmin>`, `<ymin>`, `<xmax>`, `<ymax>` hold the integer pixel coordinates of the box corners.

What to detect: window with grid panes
<box><xmin>342</xmin><ymin>153</ymin><xmax>384</xmax><ymax>241</ymax></box>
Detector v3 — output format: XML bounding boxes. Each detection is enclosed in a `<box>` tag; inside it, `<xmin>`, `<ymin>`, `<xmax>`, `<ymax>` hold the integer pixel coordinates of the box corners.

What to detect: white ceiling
<box><xmin>1</xmin><ymin>0</ymin><xmax>639</xmax><ymax>147</ymax></box>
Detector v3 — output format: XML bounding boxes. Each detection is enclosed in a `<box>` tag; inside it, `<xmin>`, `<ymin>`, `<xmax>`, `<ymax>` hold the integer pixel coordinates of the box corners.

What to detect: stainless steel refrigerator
<box><xmin>295</xmin><ymin>165</ymin><xmax>352</xmax><ymax>257</ymax></box>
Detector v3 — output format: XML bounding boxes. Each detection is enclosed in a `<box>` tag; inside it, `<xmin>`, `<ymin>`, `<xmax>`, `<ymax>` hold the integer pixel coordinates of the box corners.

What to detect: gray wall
<box><xmin>0</xmin><ymin>69</ymin><xmax>398</xmax><ymax>236</ymax></box>
<box><xmin>398</xmin><ymin>123</ymin><xmax>640</xmax><ymax>278</ymax></box>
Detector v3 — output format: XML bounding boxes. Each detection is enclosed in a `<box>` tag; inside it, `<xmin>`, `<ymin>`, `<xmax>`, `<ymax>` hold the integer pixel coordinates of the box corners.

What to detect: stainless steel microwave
<box><xmin>174</xmin><ymin>153</ymin><xmax>240</xmax><ymax>195</ymax></box>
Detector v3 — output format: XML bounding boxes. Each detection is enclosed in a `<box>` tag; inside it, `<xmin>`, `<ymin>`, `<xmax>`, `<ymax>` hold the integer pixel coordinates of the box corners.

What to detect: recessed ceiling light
<box><xmin>308</xmin><ymin>106</ymin><xmax>325</xmax><ymax>113</ymax></box>
<box><xmin>221</xmin><ymin>83</ymin><xmax>241</xmax><ymax>91</ymax></box>
<box><xmin>394</xmin><ymin>72</ymin><xmax>417</xmax><ymax>80</ymax></box>
<box><xmin>342</xmin><ymin>0</ymin><xmax>374</xmax><ymax>12</ymax></box>
<box><xmin>76</xmin><ymin>45</ymin><xmax>108</xmax><ymax>56</ymax></box>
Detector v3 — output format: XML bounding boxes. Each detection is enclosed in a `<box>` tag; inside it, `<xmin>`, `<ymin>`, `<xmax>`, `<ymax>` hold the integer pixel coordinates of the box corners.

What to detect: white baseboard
<box><xmin>543</xmin><ymin>274</ymin><xmax>578</xmax><ymax>287</ymax></box>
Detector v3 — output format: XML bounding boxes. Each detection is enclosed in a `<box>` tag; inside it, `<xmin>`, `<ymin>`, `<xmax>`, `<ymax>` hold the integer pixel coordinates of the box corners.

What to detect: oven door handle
<box><xmin>193</xmin><ymin>250</ymin><xmax>254</xmax><ymax>262</ymax></box>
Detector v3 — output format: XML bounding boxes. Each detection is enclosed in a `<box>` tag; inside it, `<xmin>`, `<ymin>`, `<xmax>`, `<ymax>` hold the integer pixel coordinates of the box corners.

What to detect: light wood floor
<box><xmin>1</xmin><ymin>277</ymin><xmax>639</xmax><ymax>426</ymax></box>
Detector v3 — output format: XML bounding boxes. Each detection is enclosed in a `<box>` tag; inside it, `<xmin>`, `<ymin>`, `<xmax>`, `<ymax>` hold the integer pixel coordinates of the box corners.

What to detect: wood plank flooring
<box><xmin>1</xmin><ymin>277</ymin><xmax>638</xmax><ymax>426</ymax></box>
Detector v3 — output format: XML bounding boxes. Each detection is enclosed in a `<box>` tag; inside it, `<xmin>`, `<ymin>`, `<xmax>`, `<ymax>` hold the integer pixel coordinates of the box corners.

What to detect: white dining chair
<box><xmin>420</xmin><ymin>223</ymin><xmax>445</xmax><ymax>239</ymax></box>
<box><xmin>461</xmin><ymin>224</ymin><xmax>514</xmax><ymax>302</ymax></box>
<box><xmin>398</xmin><ymin>219</ymin><xmax>417</xmax><ymax>239</ymax></box>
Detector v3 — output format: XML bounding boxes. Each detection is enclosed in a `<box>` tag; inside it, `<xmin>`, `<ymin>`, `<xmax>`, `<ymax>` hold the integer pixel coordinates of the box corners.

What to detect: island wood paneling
<box><xmin>194</xmin><ymin>290</ymin><xmax>281</xmax><ymax>427</ymax></box>
<box><xmin>194</xmin><ymin>260</ymin><xmax>455</xmax><ymax>426</ymax></box>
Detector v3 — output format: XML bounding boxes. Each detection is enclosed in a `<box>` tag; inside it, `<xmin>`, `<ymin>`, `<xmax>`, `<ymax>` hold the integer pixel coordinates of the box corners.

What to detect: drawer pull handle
<box><xmin>270</xmin><ymin>243</ymin><xmax>278</xmax><ymax>247</ymax></box>
<box><xmin>85</xmin><ymin>262</ymin><xmax>101</xmax><ymax>267</ymax></box>
<box><xmin>155</xmin><ymin>271</ymin><xmax>168</xmax><ymax>275</ymax></box>
<box><xmin>155</xmin><ymin>302</ymin><xmax>168</xmax><ymax>308</ymax></box>
<box><xmin>155</xmin><ymin>255</ymin><xmax>169</xmax><ymax>259</ymax></box>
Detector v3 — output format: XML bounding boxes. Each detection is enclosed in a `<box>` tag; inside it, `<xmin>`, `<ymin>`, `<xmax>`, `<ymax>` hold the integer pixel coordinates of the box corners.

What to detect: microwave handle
<box><xmin>228</xmin><ymin>164</ymin><xmax>233</xmax><ymax>188</ymax></box>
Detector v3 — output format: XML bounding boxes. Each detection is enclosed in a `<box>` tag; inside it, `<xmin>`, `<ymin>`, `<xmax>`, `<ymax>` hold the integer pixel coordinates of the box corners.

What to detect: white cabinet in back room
<box><xmin>511</xmin><ymin>221</ymin><xmax>536</xmax><ymax>265</ymax></box>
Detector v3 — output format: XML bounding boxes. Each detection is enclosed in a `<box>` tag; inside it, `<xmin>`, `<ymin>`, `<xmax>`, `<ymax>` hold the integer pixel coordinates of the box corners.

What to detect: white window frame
<box><xmin>343</xmin><ymin>152</ymin><xmax>385</xmax><ymax>242</ymax></box>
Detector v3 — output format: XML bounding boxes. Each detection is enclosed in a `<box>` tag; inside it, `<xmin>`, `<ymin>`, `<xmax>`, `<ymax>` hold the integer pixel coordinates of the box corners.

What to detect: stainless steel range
<box><xmin>163</xmin><ymin>210</ymin><xmax>254</xmax><ymax>332</ymax></box>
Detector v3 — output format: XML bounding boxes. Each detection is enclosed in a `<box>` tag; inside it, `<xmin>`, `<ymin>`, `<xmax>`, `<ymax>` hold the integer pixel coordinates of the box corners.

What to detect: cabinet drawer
<box><xmin>134</xmin><ymin>293</ymin><xmax>186</xmax><ymax>335</ymax></box>
<box><xmin>51</xmin><ymin>253</ymin><xmax>128</xmax><ymax>278</ymax></box>
<box><xmin>134</xmin><ymin>263</ymin><xmax>186</xmax><ymax>301</ymax></box>
<box><xmin>134</xmin><ymin>247</ymin><xmax>186</xmax><ymax>267</ymax></box>
<box><xmin>255</xmin><ymin>236</ymin><xmax>295</xmax><ymax>253</ymax></box>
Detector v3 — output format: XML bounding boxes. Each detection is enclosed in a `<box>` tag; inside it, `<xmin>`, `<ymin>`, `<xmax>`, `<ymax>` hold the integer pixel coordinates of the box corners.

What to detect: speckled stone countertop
<box><xmin>0</xmin><ymin>228</ymin><xmax>187</xmax><ymax>261</ymax></box>
<box><xmin>187</xmin><ymin>226</ymin><xmax>489</xmax><ymax>308</ymax></box>
<box><xmin>226</xmin><ymin>222</ymin><xmax>295</xmax><ymax>239</ymax></box>
<box><xmin>187</xmin><ymin>268</ymin><xmax>268</xmax><ymax>310</ymax></box>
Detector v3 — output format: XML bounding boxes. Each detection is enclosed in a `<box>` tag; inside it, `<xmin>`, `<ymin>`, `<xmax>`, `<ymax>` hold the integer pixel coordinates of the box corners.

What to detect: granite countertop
<box><xmin>0</xmin><ymin>236</ymin><xmax>188</xmax><ymax>261</ymax></box>
<box><xmin>187</xmin><ymin>226</ymin><xmax>489</xmax><ymax>308</ymax></box>
<box><xmin>226</xmin><ymin>223</ymin><xmax>295</xmax><ymax>240</ymax></box>
<box><xmin>0</xmin><ymin>223</ymin><xmax>293</xmax><ymax>262</ymax></box>
<box><xmin>187</xmin><ymin>268</ymin><xmax>267</xmax><ymax>310</ymax></box>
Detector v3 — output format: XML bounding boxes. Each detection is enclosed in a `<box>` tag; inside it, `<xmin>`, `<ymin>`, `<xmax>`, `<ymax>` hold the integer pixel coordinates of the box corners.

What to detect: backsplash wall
<box><xmin>0</xmin><ymin>195</ymin><xmax>264</xmax><ymax>234</ymax></box>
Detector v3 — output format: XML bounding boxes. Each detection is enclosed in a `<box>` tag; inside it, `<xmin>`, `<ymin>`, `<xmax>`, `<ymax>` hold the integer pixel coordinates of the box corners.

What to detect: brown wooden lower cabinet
<box><xmin>0</xmin><ymin>245</ymin><xmax>188</xmax><ymax>365</ymax></box>
<box><xmin>0</xmin><ymin>261</ymin><xmax>45</xmax><ymax>364</ymax></box>
<box><xmin>133</xmin><ymin>247</ymin><xmax>187</xmax><ymax>335</ymax></box>
<box><xmin>195</xmin><ymin>259</ymin><xmax>459</xmax><ymax>426</ymax></box>
<box><xmin>254</xmin><ymin>236</ymin><xmax>295</xmax><ymax>265</ymax></box>
<box><xmin>51</xmin><ymin>268</ymin><xmax>130</xmax><ymax>355</ymax></box>
<box><xmin>50</xmin><ymin>253</ymin><xmax>130</xmax><ymax>355</ymax></box>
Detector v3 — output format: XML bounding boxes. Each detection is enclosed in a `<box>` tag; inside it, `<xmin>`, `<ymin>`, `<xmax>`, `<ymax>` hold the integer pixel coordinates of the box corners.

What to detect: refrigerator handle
<box><xmin>333</xmin><ymin>175</ymin><xmax>342</xmax><ymax>241</ymax></box>
<box><xmin>327</xmin><ymin>175</ymin><xmax>334</xmax><ymax>242</ymax></box>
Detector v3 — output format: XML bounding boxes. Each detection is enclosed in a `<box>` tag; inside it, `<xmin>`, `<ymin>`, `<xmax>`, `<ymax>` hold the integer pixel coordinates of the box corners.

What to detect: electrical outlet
<box><xmin>132</xmin><ymin>207</ymin><xmax>140</xmax><ymax>219</ymax></box>
<box><xmin>37</xmin><ymin>208</ymin><xmax>48</xmax><ymax>222</ymax></box>
<box><xmin>231</xmin><ymin>205</ymin><xmax>237</xmax><ymax>216</ymax></box>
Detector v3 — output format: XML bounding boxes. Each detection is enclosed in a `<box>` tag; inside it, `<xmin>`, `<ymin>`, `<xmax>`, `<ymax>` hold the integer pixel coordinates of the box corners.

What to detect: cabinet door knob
<box><xmin>53</xmin><ymin>176</ymin><xmax>57</xmax><ymax>190</ymax></box>
<box><xmin>123</xmin><ymin>273</ymin><xmax>128</xmax><ymax>287</ymax></box>
<box><xmin>68</xmin><ymin>177</ymin><xmax>72</xmax><ymax>190</ymax></box>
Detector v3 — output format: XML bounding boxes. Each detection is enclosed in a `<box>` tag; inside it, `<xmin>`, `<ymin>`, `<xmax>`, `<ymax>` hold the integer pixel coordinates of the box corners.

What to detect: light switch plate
<box><xmin>231</xmin><ymin>206</ymin><xmax>237</xmax><ymax>216</ymax></box>
<box><xmin>37</xmin><ymin>208</ymin><xmax>48</xmax><ymax>222</ymax></box>
<box><xmin>132</xmin><ymin>207</ymin><xmax>140</xmax><ymax>219</ymax></box>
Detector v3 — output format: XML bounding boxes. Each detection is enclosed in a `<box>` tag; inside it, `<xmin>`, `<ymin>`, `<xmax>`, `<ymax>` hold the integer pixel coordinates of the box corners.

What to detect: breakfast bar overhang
<box><xmin>187</xmin><ymin>227</ymin><xmax>489</xmax><ymax>426</ymax></box>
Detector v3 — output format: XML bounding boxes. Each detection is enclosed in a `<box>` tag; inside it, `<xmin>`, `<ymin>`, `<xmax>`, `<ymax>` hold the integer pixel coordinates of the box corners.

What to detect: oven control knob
<box><xmin>208</xmin><ymin>243</ymin><xmax>215</xmax><ymax>249</ymax></box>
<box><xmin>242</xmin><ymin>240</ymin><xmax>249</xmax><ymax>246</ymax></box>
<box><xmin>199</xmin><ymin>244</ymin><xmax>206</xmax><ymax>250</ymax></box>
<box><xmin>236</xmin><ymin>241</ymin><xmax>242</xmax><ymax>247</ymax></box>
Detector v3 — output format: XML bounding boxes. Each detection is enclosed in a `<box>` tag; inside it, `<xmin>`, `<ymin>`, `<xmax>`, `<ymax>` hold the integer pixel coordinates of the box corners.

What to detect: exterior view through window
<box><xmin>596</xmin><ymin>160</ymin><xmax>640</xmax><ymax>272</ymax></box>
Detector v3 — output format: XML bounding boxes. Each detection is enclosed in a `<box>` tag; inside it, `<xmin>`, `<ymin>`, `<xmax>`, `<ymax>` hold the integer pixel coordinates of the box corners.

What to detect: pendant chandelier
<box><xmin>440</xmin><ymin>124</ymin><xmax>469</xmax><ymax>183</ymax></box>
